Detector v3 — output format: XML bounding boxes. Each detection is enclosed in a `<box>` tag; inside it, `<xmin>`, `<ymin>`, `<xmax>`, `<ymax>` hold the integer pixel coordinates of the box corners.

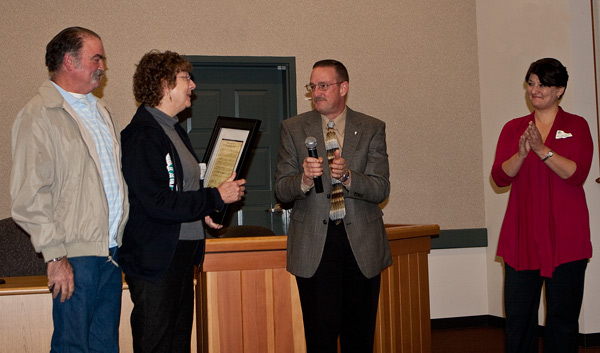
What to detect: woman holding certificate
<box><xmin>119</xmin><ymin>50</ymin><xmax>246</xmax><ymax>353</ymax></box>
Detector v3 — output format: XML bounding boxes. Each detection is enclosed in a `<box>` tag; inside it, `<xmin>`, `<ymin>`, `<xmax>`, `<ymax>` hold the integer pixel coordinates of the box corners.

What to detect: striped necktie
<box><xmin>326</xmin><ymin>121</ymin><xmax>346</xmax><ymax>224</ymax></box>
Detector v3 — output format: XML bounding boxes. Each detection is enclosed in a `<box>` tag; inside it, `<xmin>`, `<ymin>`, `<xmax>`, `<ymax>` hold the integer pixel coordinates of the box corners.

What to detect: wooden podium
<box><xmin>196</xmin><ymin>224</ymin><xmax>439</xmax><ymax>353</ymax></box>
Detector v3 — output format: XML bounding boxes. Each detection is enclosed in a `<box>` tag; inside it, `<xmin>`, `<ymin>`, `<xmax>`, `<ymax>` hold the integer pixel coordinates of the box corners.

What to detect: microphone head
<box><xmin>305</xmin><ymin>136</ymin><xmax>317</xmax><ymax>149</ymax></box>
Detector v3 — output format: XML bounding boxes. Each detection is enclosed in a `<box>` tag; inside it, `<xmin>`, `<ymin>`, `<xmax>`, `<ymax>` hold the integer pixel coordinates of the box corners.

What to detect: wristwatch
<box><xmin>339</xmin><ymin>170</ymin><xmax>350</xmax><ymax>183</ymax></box>
<box><xmin>46</xmin><ymin>256</ymin><xmax>64</xmax><ymax>263</ymax></box>
<box><xmin>541</xmin><ymin>150</ymin><xmax>554</xmax><ymax>162</ymax></box>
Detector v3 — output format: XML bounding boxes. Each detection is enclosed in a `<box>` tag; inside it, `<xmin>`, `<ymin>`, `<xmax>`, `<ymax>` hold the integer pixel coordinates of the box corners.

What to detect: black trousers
<box><xmin>126</xmin><ymin>240</ymin><xmax>200</xmax><ymax>353</ymax></box>
<box><xmin>504</xmin><ymin>259</ymin><xmax>587</xmax><ymax>353</ymax></box>
<box><xmin>296</xmin><ymin>221</ymin><xmax>381</xmax><ymax>353</ymax></box>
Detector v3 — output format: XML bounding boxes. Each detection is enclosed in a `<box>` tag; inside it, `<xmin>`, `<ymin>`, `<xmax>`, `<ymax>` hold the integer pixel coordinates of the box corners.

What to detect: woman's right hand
<box><xmin>502</xmin><ymin>128</ymin><xmax>530</xmax><ymax>177</ymax></box>
<box><xmin>204</xmin><ymin>215</ymin><xmax>223</xmax><ymax>229</ymax></box>
<box><xmin>518</xmin><ymin>131</ymin><xmax>530</xmax><ymax>159</ymax></box>
<box><xmin>217</xmin><ymin>172</ymin><xmax>246</xmax><ymax>204</ymax></box>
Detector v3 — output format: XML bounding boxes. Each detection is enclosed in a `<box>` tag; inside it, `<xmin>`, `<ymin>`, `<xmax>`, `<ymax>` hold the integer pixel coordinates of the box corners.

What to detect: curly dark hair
<box><xmin>133</xmin><ymin>50</ymin><xmax>193</xmax><ymax>107</ymax></box>
<box><xmin>45</xmin><ymin>27</ymin><xmax>101</xmax><ymax>73</ymax></box>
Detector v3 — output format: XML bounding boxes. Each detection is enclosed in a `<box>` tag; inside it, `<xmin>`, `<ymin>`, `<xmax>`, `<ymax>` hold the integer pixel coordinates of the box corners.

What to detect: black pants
<box><xmin>296</xmin><ymin>221</ymin><xmax>381</xmax><ymax>353</ymax></box>
<box><xmin>504</xmin><ymin>259</ymin><xmax>587</xmax><ymax>353</ymax></box>
<box><xmin>126</xmin><ymin>240</ymin><xmax>200</xmax><ymax>353</ymax></box>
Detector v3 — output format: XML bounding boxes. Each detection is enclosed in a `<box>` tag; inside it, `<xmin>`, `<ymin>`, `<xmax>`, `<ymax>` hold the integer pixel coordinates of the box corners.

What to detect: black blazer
<box><xmin>119</xmin><ymin>105</ymin><xmax>223</xmax><ymax>283</ymax></box>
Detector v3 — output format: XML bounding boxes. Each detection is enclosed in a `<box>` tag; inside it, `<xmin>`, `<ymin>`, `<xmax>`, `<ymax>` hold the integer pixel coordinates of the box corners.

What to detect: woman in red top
<box><xmin>492</xmin><ymin>58</ymin><xmax>593</xmax><ymax>353</ymax></box>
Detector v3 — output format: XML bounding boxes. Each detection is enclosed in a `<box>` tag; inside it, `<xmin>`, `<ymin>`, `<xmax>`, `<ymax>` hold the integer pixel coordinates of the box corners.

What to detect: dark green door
<box><xmin>181</xmin><ymin>57</ymin><xmax>296</xmax><ymax>235</ymax></box>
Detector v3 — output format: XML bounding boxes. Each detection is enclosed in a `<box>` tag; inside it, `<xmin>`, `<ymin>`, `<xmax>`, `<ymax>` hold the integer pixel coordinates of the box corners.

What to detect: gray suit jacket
<box><xmin>274</xmin><ymin>107</ymin><xmax>392</xmax><ymax>278</ymax></box>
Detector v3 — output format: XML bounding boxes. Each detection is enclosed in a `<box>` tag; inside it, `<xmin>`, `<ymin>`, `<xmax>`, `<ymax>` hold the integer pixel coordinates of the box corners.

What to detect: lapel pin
<box><xmin>556</xmin><ymin>130</ymin><xmax>572</xmax><ymax>139</ymax></box>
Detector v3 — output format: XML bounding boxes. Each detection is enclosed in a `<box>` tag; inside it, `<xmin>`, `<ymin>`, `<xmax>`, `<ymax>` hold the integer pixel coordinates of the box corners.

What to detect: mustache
<box><xmin>93</xmin><ymin>69</ymin><xmax>104</xmax><ymax>80</ymax></box>
<box><xmin>313</xmin><ymin>96</ymin><xmax>326</xmax><ymax>102</ymax></box>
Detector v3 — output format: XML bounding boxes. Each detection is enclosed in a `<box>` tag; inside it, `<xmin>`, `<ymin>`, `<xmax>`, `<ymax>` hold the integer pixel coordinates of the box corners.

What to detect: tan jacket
<box><xmin>10</xmin><ymin>80</ymin><xmax>129</xmax><ymax>261</ymax></box>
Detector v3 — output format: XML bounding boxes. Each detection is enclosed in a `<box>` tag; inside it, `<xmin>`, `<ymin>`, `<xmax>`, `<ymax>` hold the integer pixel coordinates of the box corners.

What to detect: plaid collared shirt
<box><xmin>52</xmin><ymin>82</ymin><xmax>123</xmax><ymax>248</ymax></box>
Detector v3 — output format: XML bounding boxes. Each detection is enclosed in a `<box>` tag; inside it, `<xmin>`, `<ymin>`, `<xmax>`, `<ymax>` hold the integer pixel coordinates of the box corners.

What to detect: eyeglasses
<box><xmin>177</xmin><ymin>74</ymin><xmax>192</xmax><ymax>83</ymax></box>
<box><xmin>305</xmin><ymin>82</ymin><xmax>342</xmax><ymax>92</ymax></box>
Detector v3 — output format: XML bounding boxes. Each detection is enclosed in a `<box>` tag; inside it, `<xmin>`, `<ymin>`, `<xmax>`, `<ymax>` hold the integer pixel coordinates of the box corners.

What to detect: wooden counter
<box><xmin>0</xmin><ymin>276</ymin><xmax>53</xmax><ymax>352</ymax></box>
<box><xmin>197</xmin><ymin>224</ymin><xmax>439</xmax><ymax>353</ymax></box>
<box><xmin>0</xmin><ymin>276</ymin><xmax>197</xmax><ymax>352</ymax></box>
<box><xmin>1</xmin><ymin>224</ymin><xmax>437</xmax><ymax>353</ymax></box>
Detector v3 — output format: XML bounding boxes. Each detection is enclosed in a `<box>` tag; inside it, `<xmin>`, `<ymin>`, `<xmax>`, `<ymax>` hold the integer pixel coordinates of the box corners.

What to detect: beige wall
<box><xmin>0</xmin><ymin>0</ymin><xmax>484</xmax><ymax>229</ymax></box>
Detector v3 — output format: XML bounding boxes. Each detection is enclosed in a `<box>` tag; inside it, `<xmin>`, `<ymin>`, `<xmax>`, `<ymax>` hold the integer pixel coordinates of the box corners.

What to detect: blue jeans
<box><xmin>51</xmin><ymin>247</ymin><xmax>122</xmax><ymax>353</ymax></box>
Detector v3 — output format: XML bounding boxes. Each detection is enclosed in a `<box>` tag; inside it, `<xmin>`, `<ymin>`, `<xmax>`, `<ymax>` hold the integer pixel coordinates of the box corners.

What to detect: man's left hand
<box><xmin>331</xmin><ymin>150</ymin><xmax>349</xmax><ymax>181</ymax></box>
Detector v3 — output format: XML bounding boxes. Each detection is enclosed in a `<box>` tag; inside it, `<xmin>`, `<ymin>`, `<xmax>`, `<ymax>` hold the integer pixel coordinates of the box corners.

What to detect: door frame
<box><xmin>182</xmin><ymin>56</ymin><xmax>297</xmax><ymax>233</ymax></box>
<box><xmin>183</xmin><ymin>55</ymin><xmax>297</xmax><ymax>120</ymax></box>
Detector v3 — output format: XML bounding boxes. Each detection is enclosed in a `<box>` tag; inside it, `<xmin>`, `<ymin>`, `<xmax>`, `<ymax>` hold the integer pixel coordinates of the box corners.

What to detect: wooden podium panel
<box><xmin>375</xmin><ymin>224</ymin><xmax>437</xmax><ymax>353</ymax></box>
<box><xmin>197</xmin><ymin>237</ymin><xmax>306</xmax><ymax>353</ymax></box>
<box><xmin>197</xmin><ymin>224</ymin><xmax>439</xmax><ymax>353</ymax></box>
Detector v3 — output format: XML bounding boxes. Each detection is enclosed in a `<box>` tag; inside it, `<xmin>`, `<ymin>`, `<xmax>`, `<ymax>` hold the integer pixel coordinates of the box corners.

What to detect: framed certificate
<box><xmin>202</xmin><ymin>116</ymin><xmax>261</xmax><ymax>224</ymax></box>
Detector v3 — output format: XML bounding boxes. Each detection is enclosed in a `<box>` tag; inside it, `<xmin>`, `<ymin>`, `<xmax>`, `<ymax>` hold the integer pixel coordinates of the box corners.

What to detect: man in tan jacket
<box><xmin>10</xmin><ymin>27</ymin><xmax>129</xmax><ymax>353</ymax></box>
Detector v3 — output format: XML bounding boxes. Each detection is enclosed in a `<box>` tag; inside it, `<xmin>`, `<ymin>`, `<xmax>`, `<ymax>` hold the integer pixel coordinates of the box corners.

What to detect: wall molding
<box><xmin>431</xmin><ymin>228</ymin><xmax>488</xmax><ymax>249</ymax></box>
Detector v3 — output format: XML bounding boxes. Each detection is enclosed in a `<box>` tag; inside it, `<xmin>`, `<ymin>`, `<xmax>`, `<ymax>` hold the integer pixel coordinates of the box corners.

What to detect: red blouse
<box><xmin>492</xmin><ymin>107</ymin><xmax>593</xmax><ymax>277</ymax></box>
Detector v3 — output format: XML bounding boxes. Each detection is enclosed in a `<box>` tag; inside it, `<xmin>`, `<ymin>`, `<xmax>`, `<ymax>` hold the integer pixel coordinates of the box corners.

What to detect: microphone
<box><xmin>305</xmin><ymin>136</ymin><xmax>324</xmax><ymax>193</ymax></box>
